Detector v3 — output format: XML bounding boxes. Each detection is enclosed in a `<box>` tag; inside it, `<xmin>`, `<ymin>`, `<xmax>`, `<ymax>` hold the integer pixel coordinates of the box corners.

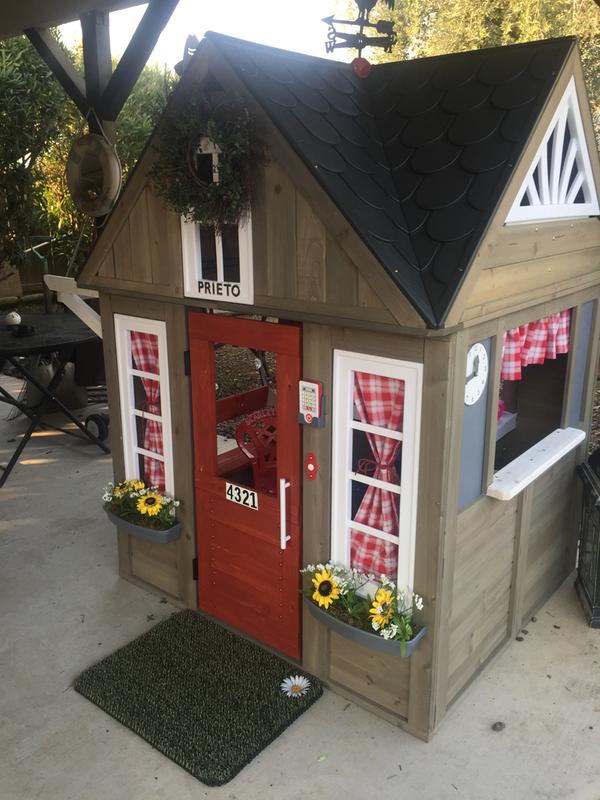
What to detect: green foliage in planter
<box><xmin>301</xmin><ymin>562</ymin><xmax>424</xmax><ymax>643</ymax></box>
<box><xmin>149</xmin><ymin>91</ymin><xmax>265</xmax><ymax>231</ymax></box>
<box><xmin>102</xmin><ymin>479</ymin><xmax>180</xmax><ymax>531</ymax></box>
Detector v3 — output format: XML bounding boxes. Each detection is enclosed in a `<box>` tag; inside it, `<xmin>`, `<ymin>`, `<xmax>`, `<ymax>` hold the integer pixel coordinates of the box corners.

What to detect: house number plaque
<box><xmin>225</xmin><ymin>482</ymin><xmax>258</xmax><ymax>510</ymax></box>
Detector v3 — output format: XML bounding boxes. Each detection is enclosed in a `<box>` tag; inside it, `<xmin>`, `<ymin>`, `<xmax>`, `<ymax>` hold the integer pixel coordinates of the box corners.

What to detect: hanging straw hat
<box><xmin>66</xmin><ymin>133</ymin><xmax>122</xmax><ymax>217</ymax></box>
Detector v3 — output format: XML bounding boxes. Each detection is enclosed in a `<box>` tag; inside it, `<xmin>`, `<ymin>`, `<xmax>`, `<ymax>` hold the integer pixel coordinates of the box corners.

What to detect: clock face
<box><xmin>464</xmin><ymin>342</ymin><xmax>489</xmax><ymax>406</ymax></box>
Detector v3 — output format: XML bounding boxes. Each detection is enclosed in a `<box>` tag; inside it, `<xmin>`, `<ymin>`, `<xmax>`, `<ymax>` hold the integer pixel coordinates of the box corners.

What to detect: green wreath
<box><xmin>149</xmin><ymin>91</ymin><xmax>265</xmax><ymax>231</ymax></box>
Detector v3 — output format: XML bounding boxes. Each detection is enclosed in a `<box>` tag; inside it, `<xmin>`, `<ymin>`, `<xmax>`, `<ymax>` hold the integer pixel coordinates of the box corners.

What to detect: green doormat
<box><xmin>74</xmin><ymin>610</ymin><xmax>322</xmax><ymax>786</ymax></box>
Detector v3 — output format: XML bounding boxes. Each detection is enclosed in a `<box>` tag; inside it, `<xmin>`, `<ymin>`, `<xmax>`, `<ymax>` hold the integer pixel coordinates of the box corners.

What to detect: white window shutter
<box><xmin>506</xmin><ymin>77</ymin><xmax>599</xmax><ymax>224</ymax></box>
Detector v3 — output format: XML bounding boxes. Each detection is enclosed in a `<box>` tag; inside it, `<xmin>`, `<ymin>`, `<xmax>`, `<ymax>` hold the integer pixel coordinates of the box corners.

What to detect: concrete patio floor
<box><xmin>2</xmin><ymin>378</ymin><xmax>600</xmax><ymax>800</ymax></box>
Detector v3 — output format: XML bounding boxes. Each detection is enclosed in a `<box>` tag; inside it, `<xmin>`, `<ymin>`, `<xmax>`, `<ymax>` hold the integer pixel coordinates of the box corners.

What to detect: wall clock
<box><xmin>464</xmin><ymin>342</ymin><xmax>489</xmax><ymax>406</ymax></box>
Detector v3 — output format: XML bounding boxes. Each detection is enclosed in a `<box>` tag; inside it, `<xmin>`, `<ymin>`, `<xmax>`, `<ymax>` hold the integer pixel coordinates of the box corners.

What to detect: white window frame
<box><xmin>114</xmin><ymin>314</ymin><xmax>175</xmax><ymax>494</ymax></box>
<box><xmin>181</xmin><ymin>137</ymin><xmax>254</xmax><ymax>305</ymax></box>
<box><xmin>488</xmin><ymin>308</ymin><xmax>581</xmax><ymax>501</ymax></box>
<box><xmin>506</xmin><ymin>77</ymin><xmax>600</xmax><ymax>225</ymax></box>
<box><xmin>331</xmin><ymin>350</ymin><xmax>423</xmax><ymax>590</ymax></box>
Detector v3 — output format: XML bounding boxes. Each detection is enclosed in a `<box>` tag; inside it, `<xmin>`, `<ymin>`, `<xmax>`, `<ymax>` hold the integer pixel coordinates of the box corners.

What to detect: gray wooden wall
<box><xmin>435</xmin><ymin>288</ymin><xmax>600</xmax><ymax>725</ymax></box>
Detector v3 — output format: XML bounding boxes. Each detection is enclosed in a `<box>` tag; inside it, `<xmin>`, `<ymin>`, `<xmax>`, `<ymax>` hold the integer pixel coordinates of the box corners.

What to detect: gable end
<box><xmin>506</xmin><ymin>76</ymin><xmax>599</xmax><ymax>224</ymax></box>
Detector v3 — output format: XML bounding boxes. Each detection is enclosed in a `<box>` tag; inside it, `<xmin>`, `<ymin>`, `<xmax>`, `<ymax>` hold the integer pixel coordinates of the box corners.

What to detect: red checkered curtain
<box><xmin>350</xmin><ymin>371</ymin><xmax>405</xmax><ymax>578</ymax></box>
<box><xmin>130</xmin><ymin>331</ymin><xmax>165</xmax><ymax>490</ymax></box>
<box><xmin>501</xmin><ymin>310</ymin><xmax>571</xmax><ymax>381</ymax></box>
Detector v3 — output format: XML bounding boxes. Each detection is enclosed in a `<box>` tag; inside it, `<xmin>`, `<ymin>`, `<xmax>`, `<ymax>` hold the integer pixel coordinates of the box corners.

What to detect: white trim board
<box><xmin>487</xmin><ymin>426</ymin><xmax>585</xmax><ymax>501</ymax></box>
<box><xmin>44</xmin><ymin>274</ymin><xmax>102</xmax><ymax>338</ymax></box>
<box><xmin>506</xmin><ymin>77</ymin><xmax>600</xmax><ymax>225</ymax></box>
<box><xmin>181</xmin><ymin>215</ymin><xmax>254</xmax><ymax>304</ymax></box>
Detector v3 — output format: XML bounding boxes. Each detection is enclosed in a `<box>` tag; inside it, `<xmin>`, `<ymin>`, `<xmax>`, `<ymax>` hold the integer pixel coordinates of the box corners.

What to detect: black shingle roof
<box><xmin>205</xmin><ymin>33</ymin><xmax>575</xmax><ymax>327</ymax></box>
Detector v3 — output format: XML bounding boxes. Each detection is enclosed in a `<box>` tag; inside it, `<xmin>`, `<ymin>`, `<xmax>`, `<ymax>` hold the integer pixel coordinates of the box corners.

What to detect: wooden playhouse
<box><xmin>79</xmin><ymin>33</ymin><xmax>600</xmax><ymax>740</ymax></box>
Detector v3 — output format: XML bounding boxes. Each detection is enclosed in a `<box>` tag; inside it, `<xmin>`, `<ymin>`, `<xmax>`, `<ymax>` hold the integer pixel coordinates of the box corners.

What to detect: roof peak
<box><xmin>205</xmin><ymin>33</ymin><xmax>576</xmax><ymax>325</ymax></box>
<box><xmin>202</xmin><ymin>30</ymin><xmax>576</xmax><ymax>75</ymax></box>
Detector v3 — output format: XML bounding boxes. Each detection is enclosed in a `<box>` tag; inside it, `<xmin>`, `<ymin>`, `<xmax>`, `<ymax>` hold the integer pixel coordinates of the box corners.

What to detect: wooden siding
<box><xmin>522</xmin><ymin>450</ymin><xmax>579</xmax><ymax>620</ymax></box>
<box><xmin>98</xmin><ymin>293</ymin><xmax>195</xmax><ymax>606</ymax></box>
<box><xmin>447</xmin><ymin>496</ymin><xmax>518</xmax><ymax>703</ymax></box>
<box><xmin>91</xmin><ymin>187</ymin><xmax>183</xmax><ymax>297</ymax></box>
<box><xmin>89</xmin><ymin>157</ymin><xmax>423</xmax><ymax>330</ymax></box>
<box><xmin>437</xmin><ymin>292</ymin><xmax>600</xmax><ymax>715</ymax></box>
<box><xmin>460</xmin><ymin>238</ymin><xmax>600</xmax><ymax>326</ymax></box>
<box><xmin>300</xmin><ymin>323</ymin><xmax>449</xmax><ymax>737</ymax></box>
<box><xmin>249</xmin><ymin>160</ymin><xmax>409</xmax><ymax>326</ymax></box>
<box><xmin>329</xmin><ymin>632</ymin><xmax>410</xmax><ymax>718</ymax></box>
<box><xmin>301</xmin><ymin>324</ymin><xmax>332</xmax><ymax>681</ymax></box>
<box><xmin>444</xmin><ymin>449</ymin><xmax>580</xmax><ymax>707</ymax></box>
<box><xmin>406</xmin><ymin>336</ymin><xmax>454</xmax><ymax>738</ymax></box>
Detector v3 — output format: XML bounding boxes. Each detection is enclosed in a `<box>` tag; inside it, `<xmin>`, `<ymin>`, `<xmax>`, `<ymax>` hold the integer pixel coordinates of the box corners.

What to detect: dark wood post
<box><xmin>80</xmin><ymin>10</ymin><xmax>114</xmax><ymax>140</ymax></box>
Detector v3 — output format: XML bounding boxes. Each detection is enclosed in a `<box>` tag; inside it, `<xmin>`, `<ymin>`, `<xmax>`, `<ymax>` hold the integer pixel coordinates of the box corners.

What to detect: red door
<box><xmin>189</xmin><ymin>312</ymin><xmax>302</xmax><ymax>659</ymax></box>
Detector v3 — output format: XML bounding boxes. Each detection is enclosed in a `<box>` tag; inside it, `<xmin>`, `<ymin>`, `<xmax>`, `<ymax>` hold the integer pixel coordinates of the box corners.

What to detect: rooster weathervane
<box><xmin>322</xmin><ymin>0</ymin><xmax>396</xmax><ymax>61</ymax></box>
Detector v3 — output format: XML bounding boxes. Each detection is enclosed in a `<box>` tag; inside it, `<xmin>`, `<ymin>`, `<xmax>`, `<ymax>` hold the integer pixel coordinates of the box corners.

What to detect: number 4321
<box><xmin>225</xmin><ymin>482</ymin><xmax>258</xmax><ymax>510</ymax></box>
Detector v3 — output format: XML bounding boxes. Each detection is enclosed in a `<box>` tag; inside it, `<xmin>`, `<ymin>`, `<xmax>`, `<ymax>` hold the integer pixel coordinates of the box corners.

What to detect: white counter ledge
<box><xmin>487</xmin><ymin>427</ymin><xmax>586</xmax><ymax>501</ymax></box>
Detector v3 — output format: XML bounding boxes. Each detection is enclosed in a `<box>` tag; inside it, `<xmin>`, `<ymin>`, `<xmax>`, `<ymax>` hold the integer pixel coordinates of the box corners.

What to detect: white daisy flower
<box><xmin>381</xmin><ymin>623</ymin><xmax>399</xmax><ymax>640</ymax></box>
<box><xmin>280</xmin><ymin>674</ymin><xmax>311</xmax><ymax>698</ymax></box>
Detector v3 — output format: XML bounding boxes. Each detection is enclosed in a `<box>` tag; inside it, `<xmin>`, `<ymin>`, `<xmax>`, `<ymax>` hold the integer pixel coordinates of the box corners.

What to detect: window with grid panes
<box><xmin>331</xmin><ymin>351</ymin><xmax>422</xmax><ymax>590</ymax></box>
<box><xmin>114</xmin><ymin>315</ymin><xmax>174</xmax><ymax>494</ymax></box>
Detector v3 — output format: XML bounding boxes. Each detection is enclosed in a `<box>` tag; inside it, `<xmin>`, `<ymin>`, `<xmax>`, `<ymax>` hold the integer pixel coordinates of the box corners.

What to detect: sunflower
<box><xmin>312</xmin><ymin>569</ymin><xmax>340</xmax><ymax>609</ymax></box>
<box><xmin>369</xmin><ymin>588</ymin><xmax>394</xmax><ymax>628</ymax></box>
<box><xmin>125</xmin><ymin>479</ymin><xmax>145</xmax><ymax>491</ymax></box>
<box><xmin>136</xmin><ymin>492</ymin><xmax>163</xmax><ymax>516</ymax></box>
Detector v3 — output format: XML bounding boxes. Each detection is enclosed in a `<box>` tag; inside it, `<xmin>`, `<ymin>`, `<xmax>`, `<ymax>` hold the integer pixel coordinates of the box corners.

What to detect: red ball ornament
<box><xmin>352</xmin><ymin>57</ymin><xmax>372</xmax><ymax>79</ymax></box>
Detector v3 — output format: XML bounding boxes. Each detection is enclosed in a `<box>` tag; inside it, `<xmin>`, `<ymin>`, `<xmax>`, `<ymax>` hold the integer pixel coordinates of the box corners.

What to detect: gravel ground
<box><xmin>215</xmin><ymin>344</ymin><xmax>276</xmax><ymax>438</ymax></box>
<box><xmin>215</xmin><ymin>344</ymin><xmax>275</xmax><ymax>399</ymax></box>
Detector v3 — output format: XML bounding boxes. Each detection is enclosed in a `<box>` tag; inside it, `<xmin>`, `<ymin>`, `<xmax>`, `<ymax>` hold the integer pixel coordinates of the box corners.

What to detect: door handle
<box><xmin>279</xmin><ymin>478</ymin><xmax>291</xmax><ymax>550</ymax></box>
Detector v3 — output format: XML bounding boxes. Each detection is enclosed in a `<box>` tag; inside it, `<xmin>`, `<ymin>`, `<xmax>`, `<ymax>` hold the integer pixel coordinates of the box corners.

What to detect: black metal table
<box><xmin>0</xmin><ymin>312</ymin><xmax>110</xmax><ymax>487</ymax></box>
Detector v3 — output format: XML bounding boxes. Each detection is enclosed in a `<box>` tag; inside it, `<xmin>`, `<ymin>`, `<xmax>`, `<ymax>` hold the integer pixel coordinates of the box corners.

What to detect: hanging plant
<box><xmin>149</xmin><ymin>90</ymin><xmax>266</xmax><ymax>231</ymax></box>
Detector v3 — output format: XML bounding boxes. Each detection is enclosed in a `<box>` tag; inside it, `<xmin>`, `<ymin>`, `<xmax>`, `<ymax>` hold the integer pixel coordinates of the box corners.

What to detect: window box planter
<box><xmin>304</xmin><ymin>598</ymin><xmax>427</xmax><ymax>657</ymax></box>
<box><xmin>105</xmin><ymin>509</ymin><xmax>182</xmax><ymax>544</ymax></box>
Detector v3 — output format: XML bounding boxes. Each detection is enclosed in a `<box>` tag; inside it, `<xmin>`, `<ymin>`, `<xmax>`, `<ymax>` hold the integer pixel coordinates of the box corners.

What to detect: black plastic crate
<box><xmin>576</xmin><ymin>456</ymin><xmax>600</xmax><ymax>627</ymax></box>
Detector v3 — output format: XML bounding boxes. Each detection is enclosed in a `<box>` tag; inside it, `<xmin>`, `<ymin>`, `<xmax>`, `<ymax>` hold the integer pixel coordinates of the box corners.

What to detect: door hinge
<box><xmin>184</xmin><ymin>350</ymin><xmax>191</xmax><ymax>376</ymax></box>
<box><xmin>192</xmin><ymin>557</ymin><xmax>198</xmax><ymax>580</ymax></box>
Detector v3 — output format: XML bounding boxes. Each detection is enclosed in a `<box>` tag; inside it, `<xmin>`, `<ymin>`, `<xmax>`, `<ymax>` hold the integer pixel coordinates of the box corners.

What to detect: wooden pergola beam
<box><xmin>101</xmin><ymin>0</ymin><xmax>179</xmax><ymax>121</ymax></box>
<box><xmin>24</xmin><ymin>27</ymin><xmax>88</xmax><ymax>116</ymax></box>
<box><xmin>81</xmin><ymin>10</ymin><xmax>112</xmax><ymax>112</ymax></box>
<box><xmin>1</xmin><ymin>2</ymin><xmax>143</xmax><ymax>41</ymax></box>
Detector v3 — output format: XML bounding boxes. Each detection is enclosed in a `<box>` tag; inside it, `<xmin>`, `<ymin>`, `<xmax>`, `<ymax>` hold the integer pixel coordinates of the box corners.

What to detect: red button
<box><xmin>305</xmin><ymin>413</ymin><xmax>313</xmax><ymax>424</ymax></box>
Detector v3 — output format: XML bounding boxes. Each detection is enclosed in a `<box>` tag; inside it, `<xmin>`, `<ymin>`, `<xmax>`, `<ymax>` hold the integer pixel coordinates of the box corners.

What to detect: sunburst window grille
<box><xmin>506</xmin><ymin>77</ymin><xmax>599</xmax><ymax>224</ymax></box>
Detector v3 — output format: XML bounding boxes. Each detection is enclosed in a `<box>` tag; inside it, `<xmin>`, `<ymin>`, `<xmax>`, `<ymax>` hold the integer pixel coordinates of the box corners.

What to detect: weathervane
<box><xmin>322</xmin><ymin>0</ymin><xmax>396</xmax><ymax>75</ymax></box>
